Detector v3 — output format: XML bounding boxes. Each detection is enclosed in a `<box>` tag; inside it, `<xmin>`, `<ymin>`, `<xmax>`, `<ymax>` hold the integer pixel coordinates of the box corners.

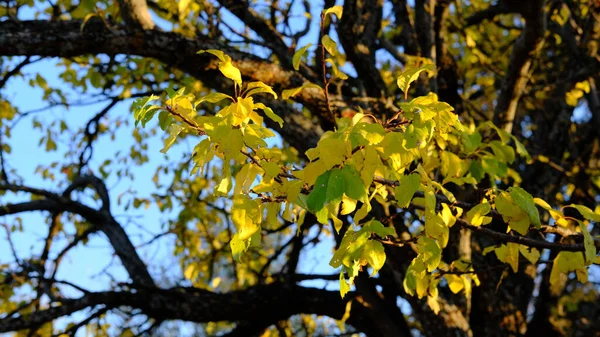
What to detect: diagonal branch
<box><xmin>456</xmin><ymin>3</ymin><xmax>513</xmax><ymax>30</ymax></box>
<box><xmin>0</xmin><ymin>182</ymin><xmax>155</xmax><ymax>288</ymax></box>
<box><xmin>390</xmin><ymin>0</ymin><xmax>419</xmax><ymax>55</ymax></box>
<box><xmin>216</xmin><ymin>0</ymin><xmax>294</xmax><ymax>69</ymax></box>
<box><xmin>493</xmin><ymin>0</ymin><xmax>547</xmax><ymax>133</ymax></box>
<box><xmin>338</xmin><ymin>0</ymin><xmax>387</xmax><ymax>98</ymax></box>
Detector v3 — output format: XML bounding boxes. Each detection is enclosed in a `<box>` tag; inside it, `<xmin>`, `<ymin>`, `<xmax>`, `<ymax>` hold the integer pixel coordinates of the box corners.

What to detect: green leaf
<box><xmin>578</xmin><ymin>221</ymin><xmax>596</xmax><ymax>264</ymax></box>
<box><xmin>489</xmin><ymin>141</ymin><xmax>515</xmax><ymax>164</ymax></box>
<box><xmin>364</xmin><ymin>220</ymin><xmax>396</xmax><ymax>237</ymax></box>
<box><xmin>466</xmin><ymin>202</ymin><xmax>491</xmax><ymax>226</ymax></box>
<box><xmin>292</xmin><ymin>44</ymin><xmax>312</xmax><ymax>71</ymax></box>
<box><xmin>158</xmin><ymin>110</ymin><xmax>173</xmax><ymax>131</ymax></box>
<box><xmin>513</xmin><ymin>137</ymin><xmax>530</xmax><ymax>160</ymax></box>
<box><xmin>282</xmin><ymin>83</ymin><xmax>321</xmax><ymax>99</ymax></box>
<box><xmin>403</xmin><ymin>257</ymin><xmax>427</xmax><ymax>297</ymax></box>
<box><xmin>132</xmin><ymin>94</ymin><xmax>159</xmax><ymax>126</ymax></box>
<box><xmin>325</xmin><ymin>58</ymin><xmax>348</xmax><ymax>79</ymax></box>
<box><xmin>395</xmin><ymin>173</ymin><xmax>421</xmax><ymax>208</ymax></box>
<box><xmin>425</xmin><ymin>212</ymin><xmax>449</xmax><ymax>248</ymax></box>
<box><xmin>306</xmin><ymin>169</ymin><xmax>345</xmax><ymax>213</ymax></box>
<box><xmin>323</xmin><ymin>5</ymin><xmax>343</xmax><ymax>19</ymax></box>
<box><xmin>281</xmin><ymin>83</ymin><xmax>321</xmax><ymax>99</ymax></box>
<box><xmin>341</xmin><ymin>165</ymin><xmax>368</xmax><ymax>202</ymax></box>
<box><xmin>397</xmin><ymin>64</ymin><xmax>436</xmax><ymax>99</ymax></box>
<box><xmin>462</xmin><ymin>131</ymin><xmax>482</xmax><ymax>154</ymax></box>
<box><xmin>322</xmin><ymin>35</ymin><xmax>338</xmax><ymax>56</ymax></box>
<box><xmin>509</xmin><ymin>187</ymin><xmax>541</xmax><ymax>229</ymax></box>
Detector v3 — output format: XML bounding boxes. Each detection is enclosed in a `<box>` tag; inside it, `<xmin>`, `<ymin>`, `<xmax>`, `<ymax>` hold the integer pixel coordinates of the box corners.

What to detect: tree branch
<box><xmin>0</xmin><ymin>182</ymin><xmax>155</xmax><ymax>288</ymax></box>
<box><xmin>493</xmin><ymin>0</ymin><xmax>547</xmax><ymax>133</ymax></box>
<box><xmin>0</xmin><ymin>19</ymin><xmax>324</xmax><ymax>152</ymax></box>
<box><xmin>0</xmin><ymin>283</ymin><xmax>376</xmax><ymax>335</ymax></box>
<box><xmin>338</xmin><ymin>0</ymin><xmax>387</xmax><ymax>98</ymax></box>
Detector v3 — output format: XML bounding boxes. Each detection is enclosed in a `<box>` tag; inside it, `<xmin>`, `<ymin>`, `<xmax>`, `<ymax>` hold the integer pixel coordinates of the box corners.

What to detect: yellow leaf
<box><xmin>231</xmin><ymin>195</ymin><xmax>262</xmax><ymax>240</ymax></box>
<box><xmin>340</xmin><ymin>195</ymin><xmax>357</xmax><ymax>215</ymax></box>
<box><xmin>446</xmin><ymin>274</ymin><xmax>464</xmax><ymax>294</ymax></box>
<box><xmin>519</xmin><ymin>245</ymin><xmax>540</xmax><ymax>264</ymax></box>
<box><xmin>495</xmin><ymin>243</ymin><xmax>519</xmax><ymax>273</ymax></box>
<box><xmin>323</xmin><ymin>5</ymin><xmax>343</xmax><ymax>19</ymax></box>
<box><xmin>550</xmin><ymin>251</ymin><xmax>586</xmax><ymax>294</ymax></box>
<box><xmin>197</xmin><ymin>49</ymin><xmax>230</xmax><ymax>62</ymax></box>
<box><xmin>466</xmin><ymin>202</ymin><xmax>492</xmax><ymax>226</ymax></box>
<box><xmin>218</xmin><ymin>61</ymin><xmax>242</xmax><ymax>86</ymax></box>
<box><xmin>302</xmin><ymin>160</ymin><xmax>327</xmax><ymax>186</ymax></box>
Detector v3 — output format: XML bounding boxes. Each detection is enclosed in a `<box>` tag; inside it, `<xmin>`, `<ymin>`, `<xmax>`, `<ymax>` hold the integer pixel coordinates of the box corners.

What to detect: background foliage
<box><xmin>1</xmin><ymin>1</ymin><xmax>600</xmax><ymax>337</ymax></box>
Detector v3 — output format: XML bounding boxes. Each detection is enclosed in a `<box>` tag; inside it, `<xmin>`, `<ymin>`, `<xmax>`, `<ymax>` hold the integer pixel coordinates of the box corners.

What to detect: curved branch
<box><xmin>0</xmin><ymin>19</ymin><xmax>324</xmax><ymax>151</ymax></box>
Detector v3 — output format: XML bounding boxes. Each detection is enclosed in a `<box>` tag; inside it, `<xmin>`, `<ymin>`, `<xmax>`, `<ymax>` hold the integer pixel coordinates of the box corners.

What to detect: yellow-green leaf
<box><xmin>395</xmin><ymin>173</ymin><xmax>421</xmax><ymax>208</ymax></box>
<box><xmin>196</xmin><ymin>92</ymin><xmax>233</xmax><ymax>105</ymax></box>
<box><xmin>254</xmin><ymin>102</ymin><xmax>284</xmax><ymax>128</ymax></box>
<box><xmin>550</xmin><ymin>251</ymin><xmax>586</xmax><ymax>294</ymax></box>
<box><xmin>495</xmin><ymin>243</ymin><xmax>519</xmax><ymax>273</ymax></box>
<box><xmin>363</xmin><ymin>240</ymin><xmax>386</xmax><ymax>276</ymax></box>
<box><xmin>466</xmin><ymin>202</ymin><xmax>491</xmax><ymax>226</ymax></box>
<box><xmin>417</xmin><ymin>237</ymin><xmax>441</xmax><ymax>272</ymax></box>
<box><xmin>292</xmin><ymin>44</ymin><xmax>312</xmax><ymax>70</ymax></box>
<box><xmin>565</xmin><ymin>204</ymin><xmax>600</xmax><ymax>222</ymax></box>
<box><xmin>322</xmin><ymin>35</ymin><xmax>338</xmax><ymax>56</ymax></box>
<box><xmin>282</xmin><ymin>83</ymin><xmax>321</xmax><ymax>99</ymax></box>
<box><xmin>397</xmin><ymin>64</ymin><xmax>436</xmax><ymax>99</ymax></box>
<box><xmin>245</xmin><ymin>81</ymin><xmax>278</xmax><ymax>99</ymax></box>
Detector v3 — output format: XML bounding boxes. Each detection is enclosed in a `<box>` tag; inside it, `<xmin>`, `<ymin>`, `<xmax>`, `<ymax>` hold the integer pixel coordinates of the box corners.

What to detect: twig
<box><xmin>319</xmin><ymin>12</ymin><xmax>335</xmax><ymax>121</ymax></box>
